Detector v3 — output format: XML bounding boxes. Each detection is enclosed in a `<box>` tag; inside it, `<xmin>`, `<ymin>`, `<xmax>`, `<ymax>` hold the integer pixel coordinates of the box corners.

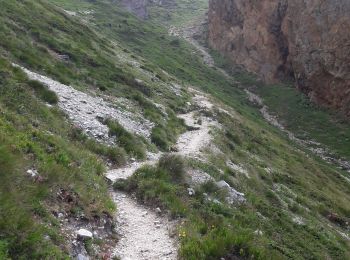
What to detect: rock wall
<box><xmin>208</xmin><ymin>0</ymin><xmax>350</xmax><ymax>116</ymax></box>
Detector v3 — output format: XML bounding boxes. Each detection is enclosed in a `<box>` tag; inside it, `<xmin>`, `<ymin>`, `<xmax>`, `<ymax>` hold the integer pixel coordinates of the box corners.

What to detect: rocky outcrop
<box><xmin>208</xmin><ymin>0</ymin><xmax>350</xmax><ymax>116</ymax></box>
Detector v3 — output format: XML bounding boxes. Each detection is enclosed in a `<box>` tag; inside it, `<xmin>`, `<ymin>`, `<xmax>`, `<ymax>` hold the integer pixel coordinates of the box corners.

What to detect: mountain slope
<box><xmin>0</xmin><ymin>0</ymin><xmax>349</xmax><ymax>259</ymax></box>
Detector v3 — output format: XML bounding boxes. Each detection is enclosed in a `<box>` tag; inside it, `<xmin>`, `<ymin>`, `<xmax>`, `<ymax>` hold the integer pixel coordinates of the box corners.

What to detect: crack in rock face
<box><xmin>16</xmin><ymin>65</ymin><xmax>153</xmax><ymax>144</ymax></box>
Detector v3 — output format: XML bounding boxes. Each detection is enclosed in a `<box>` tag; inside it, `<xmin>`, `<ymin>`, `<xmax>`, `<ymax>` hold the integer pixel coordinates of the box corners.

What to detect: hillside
<box><xmin>0</xmin><ymin>0</ymin><xmax>349</xmax><ymax>259</ymax></box>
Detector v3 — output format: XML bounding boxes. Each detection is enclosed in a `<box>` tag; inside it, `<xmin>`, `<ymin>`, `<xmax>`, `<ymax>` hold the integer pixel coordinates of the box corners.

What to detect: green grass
<box><xmin>0</xmin><ymin>0</ymin><xmax>349</xmax><ymax>258</ymax></box>
<box><xmin>151</xmin><ymin>109</ymin><xmax>187</xmax><ymax>151</ymax></box>
<box><xmin>148</xmin><ymin>0</ymin><xmax>209</xmax><ymax>27</ymax></box>
<box><xmin>70</xmin><ymin>127</ymin><xmax>127</xmax><ymax>166</ymax></box>
<box><xmin>255</xmin><ymin>83</ymin><xmax>350</xmax><ymax>159</ymax></box>
<box><xmin>28</xmin><ymin>80</ymin><xmax>59</xmax><ymax>104</ymax></box>
<box><xmin>114</xmin><ymin>155</ymin><xmax>269</xmax><ymax>259</ymax></box>
<box><xmin>210</xmin><ymin>48</ymin><xmax>350</xmax><ymax>160</ymax></box>
<box><xmin>0</xmin><ymin>57</ymin><xmax>113</xmax><ymax>259</ymax></box>
<box><xmin>106</xmin><ymin>119</ymin><xmax>146</xmax><ymax>160</ymax></box>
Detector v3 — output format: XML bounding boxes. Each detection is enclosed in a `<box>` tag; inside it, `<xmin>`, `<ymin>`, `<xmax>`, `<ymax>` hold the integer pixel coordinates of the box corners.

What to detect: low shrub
<box><xmin>151</xmin><ymin>111</ymin><xmax>186</xmax><ymax>150</ymax></box>
<box><xmin>151</xmin><ymin>126</ymin><xmax>169</xmax><ymax>150</ymax></box>
<box><xmin>105</xmin><ymin>146</ymin><xmax>127</xmax><ymax>165</ymax></box>
<box><xmin>158</xmin><ymin>154</ymin><xmax>185</xmax><ymax>183</ymax></box>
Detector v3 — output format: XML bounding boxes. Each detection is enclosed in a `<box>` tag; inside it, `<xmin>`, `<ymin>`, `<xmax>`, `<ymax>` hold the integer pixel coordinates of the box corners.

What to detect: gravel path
<box><xmin>111</xmin><ymin>192</ymin><xmax>176</xmax><ymax>260</ymax></box>
<box><xmin>107</xmin><ymin>91</ymin><xmax>220</xmax><ymax>259</ymax></box>
<box><xmin>170</xmin><ymin>20</ymin><xmax>350</xmax><ymax>173</ymax></box>
<box><xmin>176</xmin><ymin>112</ymin><xmax>215</xmax><ymax>157</ymax></box>
<box><xmin>17</xmin><ymin>64</ymin><xmax>177</xmax><ymax>259</ymax></box>
<box><xmin>16</xmin><ymin>64</ymin><xmax>229</xmax><ymax>259</ymax></box>
<box><xmin>15</xmin><ymin>64</ymin><xmax>153</xmax><ymax>143</ymax></box>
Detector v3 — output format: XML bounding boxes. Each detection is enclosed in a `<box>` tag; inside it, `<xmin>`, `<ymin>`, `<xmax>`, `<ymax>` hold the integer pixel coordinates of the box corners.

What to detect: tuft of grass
<box><xmin>106</xmin><ymin>119</ymin><xmax>146</xmax><ymax>160</ymax></box>
<box><xmin>28</xmin><ymin>80</ymin><xmax>59</xmax><ymax>104</ymax></box>
<box><xmin>0</xmin><ymin>58</ymin><xmax>113</xmax><ymax>258</ymax></box>
<box><xmin>158</xmin><ymin>154</ymin><xmax>186</xmax><ymax>183</ymax></box>
<box><xmin>151</xmin><ymin>110</ymin><xmax>186</xmax><ymax>150</ymax></box>
<box><xmin>70</xmin><ymin>126</ymin><xmax>127</xmax><ymax>166</ymax></box>
<box><xmin>114</xmin><ymin>159</ymin><xmax>268</xmax><ymax>259</ymax></box>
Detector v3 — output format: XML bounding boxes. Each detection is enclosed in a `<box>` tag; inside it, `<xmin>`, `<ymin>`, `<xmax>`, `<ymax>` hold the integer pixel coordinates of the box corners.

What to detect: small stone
<box><xmin>254</xmin><ymin>229</ymin><xmax>263</xmax><ymax>236</ymax></box>
<box><xmin>76</xmin><ymin>229</ymin><xmax>93</xmax><ymax>240</ymax></box>
<box><xmin>26</xmin><ymin>169</ymin><xmax>38</xmax><ymax>177</ymax></box>
<box><xmin>187</xmin><ymin>188</ymin><xmax>195</xmax><ymax>196</ymax></box>
<box><xmin>164</xmin><ymin>251</ymin><xmax>173</xmax><ymax>256</ymax></box>
<box><xmin>216</xmin><ymin>180</ymin><xmax>230</xmax><ymax>189</ymax></box>
<box><xmin>155</xmin><ymin>207</ymin><xmax>162</xmax><ymax>214</ymax></box>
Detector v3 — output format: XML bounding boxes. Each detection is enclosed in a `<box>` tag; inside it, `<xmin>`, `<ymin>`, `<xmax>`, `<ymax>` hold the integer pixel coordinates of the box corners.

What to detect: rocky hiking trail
<box><xmin>171</xmin><ymin>20</ymin><xmax>350</xmax><ymax>175</ymax></box>
<box><xmin>105</xmin><ymin>88</ymin><xmax>226</xmax><ymax>259</ymax></box>
<box><xmin>17</xmin><ymin>64</ymin><xmax>235</xmax><ymax>259</ymax></box>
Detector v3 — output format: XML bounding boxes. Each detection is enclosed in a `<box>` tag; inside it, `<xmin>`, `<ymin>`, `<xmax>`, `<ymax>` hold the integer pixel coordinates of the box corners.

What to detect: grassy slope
<box><xmin>0</xmin><ymin>0</ymin><xmax>193</xmax><ymax>257</ymax></box>
<box><xmin>255</xmin><ymin>84</ymin><xmax>350</xmax><ymax>159</ymax></box>
<box><xmin>210</xmin><ymin>44</ymin><xmax>350</xmax><ymax>161</ymax></box>
<box><xmin>147</xmin><ymin>0</ymin><xmax>208</xmax><ymax>27</ymax></box>
<box><xmin>0</xmin><ymin>58</ymin><xmax>113</xmax><ymax>259</ymax></box>
<box><xmin>47</xmin><ymin>1</ymin><xmax>350</xmax><ymax>259</ymax></box>
<box><xmin>0</xmin><ymin>0</ymin><xmax>349</xmax><ymax>259</ymax></box>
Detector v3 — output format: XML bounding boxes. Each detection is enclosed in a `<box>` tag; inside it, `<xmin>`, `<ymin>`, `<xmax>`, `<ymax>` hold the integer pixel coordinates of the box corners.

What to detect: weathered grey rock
<box><xmin>76</xmin><ymin>229</ymin><xmax>93</xmax><ymax>240</ymax></box>
<box><xmin>26</xmin><ymin>169</ymin><xmax>38</xmax><ymax>177</ymax></box>
<box><xmin>216</xmin><ymin>180</ymin><xmax>230</xmax><ymax>189</ymax></box>
<box><xmin>216</xmin><ymin>180</ymin><xmax>246</xmax><ymax>204</ymax></box>
<box><xmin>187</xmin><ymin>188</ymin><xmax>195</xmax><ymax>196</ymax></box>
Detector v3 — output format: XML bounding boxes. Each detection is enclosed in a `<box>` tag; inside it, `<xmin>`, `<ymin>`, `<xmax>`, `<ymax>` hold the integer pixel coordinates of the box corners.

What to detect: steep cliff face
<box><xmin>208</xmin><ymin>0</ymin><xmax>350</xmax><ymax>116</ymax></box>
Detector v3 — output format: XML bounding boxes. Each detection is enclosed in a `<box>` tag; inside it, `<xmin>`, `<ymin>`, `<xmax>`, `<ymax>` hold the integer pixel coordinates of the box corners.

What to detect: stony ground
<box><xmin>18</xmin><ymin>64</ymin><xmax>238</xmax><ymax>259</ymax></box>
<box><xmin>15</xmin><ymin>65</ymin><xmax>153</xmax><ymax>144</ymax></box>
<box><xmin>105</xmin><ymin>89</ymin><xmax>226</xmax><ymax>259</ymax></box>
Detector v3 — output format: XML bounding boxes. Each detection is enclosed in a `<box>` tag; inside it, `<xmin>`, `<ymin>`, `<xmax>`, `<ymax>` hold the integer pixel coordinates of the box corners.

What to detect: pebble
<box><xmin>76</xmin><ymin>229</ymin><xmax>93</xmax><ymax>240</ymax></box>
